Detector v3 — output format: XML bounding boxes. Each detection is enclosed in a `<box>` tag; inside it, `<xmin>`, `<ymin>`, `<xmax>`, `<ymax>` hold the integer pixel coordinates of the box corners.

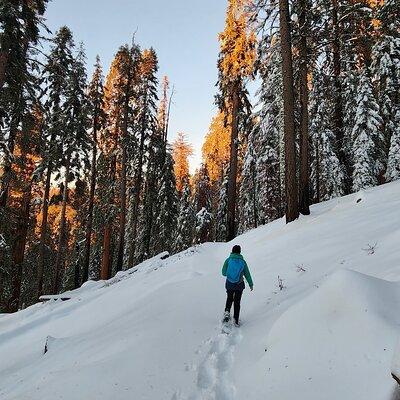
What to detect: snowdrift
<box><xmin>1</xmin><ymin>181</ymin><xmax>400</xmax><ymax>400</ymax></box>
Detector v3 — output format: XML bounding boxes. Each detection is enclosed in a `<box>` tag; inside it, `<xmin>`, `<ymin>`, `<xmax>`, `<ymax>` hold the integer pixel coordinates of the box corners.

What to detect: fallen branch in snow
<box><xmin>362</xmin><ymin>242</ymin><xmax>378</xmax><ymax>255</ymax></box>
<box><xmin>392</xmin><ymin>373</ymin><xmax>400</xmax><ymax>386</ymax></box>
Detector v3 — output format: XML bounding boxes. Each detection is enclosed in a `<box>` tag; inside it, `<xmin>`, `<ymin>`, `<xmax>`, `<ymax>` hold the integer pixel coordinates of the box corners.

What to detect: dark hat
<box><xmin>232</xmin><ymin>245</ymin><xmax>241</xmax><ymax>254</ymax></box>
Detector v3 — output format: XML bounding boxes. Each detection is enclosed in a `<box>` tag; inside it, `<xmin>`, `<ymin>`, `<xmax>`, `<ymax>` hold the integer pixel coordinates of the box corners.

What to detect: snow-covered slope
<box><xmin>1</xmin><ymin>181</ymin><xmax>400</xmax><ymax>400</ymax></box>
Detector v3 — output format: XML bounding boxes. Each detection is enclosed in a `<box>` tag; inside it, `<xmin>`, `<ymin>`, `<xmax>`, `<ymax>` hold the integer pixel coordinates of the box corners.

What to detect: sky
<box><xmin>44</xmin><ymin>0</ymin><xmax>228</xmax><ymax>172</ymax></box>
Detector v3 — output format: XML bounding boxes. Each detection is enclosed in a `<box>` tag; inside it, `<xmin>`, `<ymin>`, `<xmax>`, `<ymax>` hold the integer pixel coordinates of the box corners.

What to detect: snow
<box><xmin>1</xmin><ymin>181</ymin><xmax>400</xmax><ymax>400</ymax></box>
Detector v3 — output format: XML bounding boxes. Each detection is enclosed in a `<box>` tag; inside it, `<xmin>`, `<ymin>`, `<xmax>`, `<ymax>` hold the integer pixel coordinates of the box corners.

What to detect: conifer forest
<box><xmin>0</xmin><ymin>0</ymin><xmax>399</xmax><ymax>313</ymax></box>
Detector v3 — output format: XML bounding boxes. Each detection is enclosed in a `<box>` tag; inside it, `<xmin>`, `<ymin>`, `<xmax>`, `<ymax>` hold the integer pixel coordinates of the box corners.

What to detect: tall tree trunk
<box><xmin>53</xmin><ymin>159</ymin><xmax>70</xmax><ymax>294</ymax></box>
<box><xmin>37</xmin><ymin>159</ymin><xmax>53</xmax><ymax>298</ymax></box>
<box><xmin>82</xmin><ymin>118</ymin><xmax>98</xmax><ymax>283</ymax></box>
<box><xmin>0</xmin><ymin>51</ymin><xmax>8</xmax><ymax>91</ymax></box>
<box><xmin>298</xmin><ymin>0</ymin><xmax>310</xmax><ymax>215</ymax></box>
<box><xmin>0</xmin><ymin>119</ymin><xmax>19</xmax><ymax>208</ymax></box>
<box><xmin>127</xmin><ymin>91</ymin><xmax>148</xmax><ymax>267</ymax></box>
<box><xmin>226</xmin><ymin>82</ymin><xmax>240</xmax><ymax>241</ymax></box>
<box><xmin>279</xmin><ymin>0</ymin><xmax>299</xmax><ymax>223</ymax></box>
<box><xmin>115</xmin><ymin>142</ymin><xmax>127</xmax><ymax>272</ymax></box>
<box><xmin>8</xmin><ymin>177</ymin><xmax>33</xmax><ymax>312</ymax></box>
<box><xmin>331</xmin><ymin>0</ymin><xmax>349</xmax><ymax>192</ymax></box>
<box><xmin>315</xmin><ymin>138</ymin><xmax>321</xmax><ymax>203</ymax></box>
<box><xmin>100</xmin><ymin>155</ymin><xmax>116</xmax><ymax>280</ymax></box>
<box><xmin>101</xmin><ymin>225</ymin><xmax>112</xmax><ymax>280</ymax></box>
<box><xmin>115</xmin><ymin>69</ymin><xmax>133</xmax><ymax>272</ymax></box>
<box><xmin>251</xmin><ymin>161</ymin><xmax>258</xmax><ymax>228</ymax></box>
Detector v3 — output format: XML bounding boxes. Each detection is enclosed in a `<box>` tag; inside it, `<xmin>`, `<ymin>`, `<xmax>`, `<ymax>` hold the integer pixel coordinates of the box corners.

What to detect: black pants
<box><xmin>225</xmin><ymin>289</ymin><xmax>243</xmax><ymax>323</ymax></box>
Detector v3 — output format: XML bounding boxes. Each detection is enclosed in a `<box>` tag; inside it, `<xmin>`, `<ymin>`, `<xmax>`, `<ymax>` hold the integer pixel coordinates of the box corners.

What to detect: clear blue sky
<box><xmin>45</xmin><ymin>0</ymin><xmax>228</xmax><ymax>171</ymax></box>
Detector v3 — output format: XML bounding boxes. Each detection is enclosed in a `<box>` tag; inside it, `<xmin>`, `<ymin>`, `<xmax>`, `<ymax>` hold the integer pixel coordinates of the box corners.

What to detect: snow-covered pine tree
<box><xmin>37</xmin><ymin>26</ymin><xmax>76</xmax><ymax>297</ymax></box>
<box><xmin>151</xmin><ymin>150</ymin><xmax>178</xmax><ymax>256</ymax></box>
<box><xmin>82</xmin><ymin>55</ymin><xmax>105</xmax><ymax>284</ymax></box>
<box><xmin>215</xmin><ymin>172</ymin><xmax>229</xmax><ymax>241</ymax></box>
<box><xmin>217</xmin><ymin>0</ymin><xmax>256</xmax><ymax>239</ymax></box>
<box><xmin>136</xmin><ymin>131</ymin><xmax>163</xmax><ymax>262</ymax></box>
<box><xmin>126</xmin><ymin>48</ymin><xmax>159</xmax><ymax>267</ymax></box>
<box><xmin>351</xmin><ymin>71</ymin><xmax>383</xmax><ymax>192</ymax></box>
<box><xmin>173</xmin><ymin>180</ymin><xmax>196</xmax><ymax>253</ymax></box>
<box><xmin>53</xmin><ymin>43</ymin><xmax>90</xmax><ymax>293</ymax></box>
<box><xmin>239</xmin><ymin>37</ymin><xmax>283</xmax><ymax>233</ymax></box>
<box><xmin>0</xmin><ymin>0</ymin><xmax>49</xmax><ymax>310</ymax></box>
<box><xmin>309</xmin><ymin>72</ymin><xmax>345</xmax><ymax>202</ymax></box>
<box><xmin>371</xmin><ymin>2</ymin><xmax>400</xmax><ymax>181</ymax></box>
<box><xmin>193</xmin><ymin>164</ymin><xmax>213</xmax><ymax>244</ymax></box>
<box><xmin>385</xmin><ymin>110</ymin><xmax>400</xmax><ymax>181</ymax></box>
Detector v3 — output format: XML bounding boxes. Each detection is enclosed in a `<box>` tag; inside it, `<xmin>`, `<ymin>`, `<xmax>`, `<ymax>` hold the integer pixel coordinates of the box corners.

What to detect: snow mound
<box><xmin>263</xmin><ymin>269</ymin><xmax>400</xmax><ymax>400</ymax></box>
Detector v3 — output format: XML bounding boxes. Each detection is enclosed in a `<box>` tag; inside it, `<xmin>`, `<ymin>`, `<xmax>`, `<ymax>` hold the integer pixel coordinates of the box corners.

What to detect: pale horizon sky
<box><xmin>44</xmin><ymin>0</ymin><xmax>228</xmax><ymax>172</ymax></box>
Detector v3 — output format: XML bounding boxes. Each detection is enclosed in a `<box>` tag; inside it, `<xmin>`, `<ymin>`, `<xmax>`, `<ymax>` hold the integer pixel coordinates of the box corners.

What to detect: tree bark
<box><xmin>37</xmin><ymin>159</ymin><xmax>53</xmax><ymax>298</ymax></box>
<box><xmin>0</xmin><ymin>119</ymin><xmax>19</xmax><ymax>208</ymax></box>
<box><xmin>226</xmin><ymin>82</ymin><xmax>240</xmax><ymax>241</ymax></box>
<box><xmin>100</xmin><ymin>155</ymin><xmax>116</xmax><ymax>280</ymax></box>
<box><xmin>315</xmin><ymin>138</ymin><xmax>321</xmax><ymax>203</ymax></box>
<box><xmin>53</xmin><ymin>159</ymin><xmax>70</xmax><ymax>294</ymax></box>
<box><xmin>0</xmin><ymin>51</ymin><xmax>9</xmax><ymax>91</ymax></box>
<box><xmin>127</xmin><ymin>90</ymin><xmax>148</xmax><ymax>266</ymax></box>
<box><xmin>279</xmin><ymin>0</ymin><xmax>299</xmax><ymax>223</ymax></box>
<box><xmin>115</xmin><ymin>61</ymin><xmax>133</xmax><ymax>272</ymax></box>
<box><xmin>115</xmin><ymin>142</ymin><xmax>127</xmax><ymax>272</ymax></box>
<box><xmin>8</xmin><ymin>177</ymin><xmax>33</xmax><ymax>312</ymax></box>
<box><xmin>81</xmin><ymin>116</ymin><xmax>98</xmax><ymax>283</ymax></box>
<box><xmin>331</xmin><ymin>0</ymin><xmax>349</xmax><ymax>192</ymax></box>
<box><xmin>298</xmin><ymin>0</ymin><xmax>310</xmax><ymax>215</ymax></box>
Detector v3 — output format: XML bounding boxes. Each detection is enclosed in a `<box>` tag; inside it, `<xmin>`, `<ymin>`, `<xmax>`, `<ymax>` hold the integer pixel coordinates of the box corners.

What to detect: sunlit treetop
<box><xmin>218</xmin><ymin>0</ymin><xmax>256</xmax><ymax>83</ymax></box>
<box><xmin>172</xmin><ymin>132</ymin><xmax>193</xmax><ymax>193</ymax></box>
<box><xmin>202</xmin><ymin>112</ymin><xmax>231</xmax><ymax>184</ymax></box>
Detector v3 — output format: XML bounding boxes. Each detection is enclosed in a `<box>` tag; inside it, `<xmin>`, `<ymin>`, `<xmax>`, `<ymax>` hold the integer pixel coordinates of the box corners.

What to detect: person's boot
<box><xmin>234</xmin><ymin>319</ymin><xmax>240</xmax><ymax>327</ymax></box>
<box><xmin>222</xmin><ymin>311</ymin><xmax>230</xmax><ymax>323</ymax></box>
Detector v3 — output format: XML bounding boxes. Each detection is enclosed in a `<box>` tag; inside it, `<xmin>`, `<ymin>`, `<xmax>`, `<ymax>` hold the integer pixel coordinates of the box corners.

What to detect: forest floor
<box><xmin>1</xmin><ymin>181</ymin><xmax>400</xmax><ymax>400</ymax></box>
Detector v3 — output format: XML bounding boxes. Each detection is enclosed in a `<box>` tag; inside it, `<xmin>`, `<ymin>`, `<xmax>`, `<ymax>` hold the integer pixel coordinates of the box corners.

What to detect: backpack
<box><xmin>226</xmin><ymin>257</ymin><xmax>245</xmax><ymax>283</ymax></box>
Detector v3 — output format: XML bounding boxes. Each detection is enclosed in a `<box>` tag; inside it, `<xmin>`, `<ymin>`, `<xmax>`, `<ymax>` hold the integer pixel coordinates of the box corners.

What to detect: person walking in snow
<box><xmin>222</xmin><ymin>245</ymin><xmax>253</xmax><ymax>326</ymax></box>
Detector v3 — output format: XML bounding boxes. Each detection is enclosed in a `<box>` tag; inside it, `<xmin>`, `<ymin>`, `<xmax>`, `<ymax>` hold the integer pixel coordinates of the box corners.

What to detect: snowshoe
<box><xmin>222</xmin><ymin>311</ymin><xmax>230</xmax><ymax>323</ymax></box>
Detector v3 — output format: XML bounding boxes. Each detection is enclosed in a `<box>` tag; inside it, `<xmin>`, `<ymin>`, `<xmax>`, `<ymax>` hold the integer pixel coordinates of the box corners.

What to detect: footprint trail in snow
<box><xmin>190</xmin><ymin>324</ymin><xmax>243</xmax><ymax>400</ymax></box>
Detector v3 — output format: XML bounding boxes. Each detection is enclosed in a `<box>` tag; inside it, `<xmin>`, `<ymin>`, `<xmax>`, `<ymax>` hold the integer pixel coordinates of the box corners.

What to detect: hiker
<box><xmin>222</xmin><ymin>245</ymin><xmax>253</xmax><ymax>326</ymax></box>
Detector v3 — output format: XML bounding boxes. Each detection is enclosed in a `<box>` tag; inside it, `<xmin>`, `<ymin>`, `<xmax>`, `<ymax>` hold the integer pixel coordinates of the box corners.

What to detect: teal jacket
<box><xmin>222</xmin><ymin>253</ymin><xmax>253</xmax><ymax>288</ymax></box>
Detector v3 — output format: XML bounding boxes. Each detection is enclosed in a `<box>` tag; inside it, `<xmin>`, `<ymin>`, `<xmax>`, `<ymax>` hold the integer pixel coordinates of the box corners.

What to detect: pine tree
<box><xmin>99</xmin><ymin>44</ymin><xmax>141</xmax><ymax>276</ymax></box>
<box><xmin>239</xmin><ymin>36</ymin><xmax>284</xmax><ymax>233</ymax></box>
<box><xmin>309</xmin><ymin>72</ymin><xmax>345</xmax><ymax>202</ymax></box>
<box><xmin>172</xmin><ymin>132</ymin><xmax>193</xmax><ymax>195</ymax></box>
<box><xmin>279</xmin><ymin>0</ymin><xmax>299</xmax><ymax>223</ymax></box>
<box><xmin>126</xmin><ymin>48</ymin><xmax>159</xmax><ymax>267</ymax></box>
<box><xmin>151</xmin><ymin>150</ymin><xmax>178</xmax><ymax>256</ymax></box>
<box><xmin>297</xmin><ymin>0</ymin><xmax>311</xmax><ymax>215</ymax></box>
<box><xmin>351</xmin><ymin>71</ymin><xmax>383</xmax><ymax>192</ymax></box>
<box><xmin>217</xmin><ymin>0</ymin><xmax>256</xmax><ymax>240</ymax></box>
<box><xmin>53</xmin><ymin>43</ymin><xmax>90</xmax><ymax>293</ymax></box>
<box><xmin>202</xmin><ymin>112</ymin><xmax>231</xmax><ymax>185</ymax></box>
<box><xmin>115</xmin><ymin>44</ymin><xmax>141</xmax><ymax>273</ymax></box>
<box><xmin>173</xmin><ymin>180</ymin><xmax>195</xmax><ymax>253</ymax></box>
<box><xmin>371</xmin><ymin>5</ymin><xmax>400</xmax><ymax>180</ymax></box>
<box><xmin>385</xmin><ymin>110</ymin><xmax>400</xmax><ymax>182</ymax></box>
<box><xmin>136</xmin><ymin>127</ymin><xmax>165</xmax><ymax>262</ymax></box>
<box><xmin>82</xmin><ymin>55</ymin><xmax>105</xmax><ymax>284</ymax></box>
<box><xmin>193</xmin><ymin>164</ymin><xmax>213</xmax><ymax>244</ymax></box>
<box><xmin>215</xmin><ymin>173</ymin><xmax>229</xmax><ymax>241</ymax></box>
<box><xmin>37</xmin><ymin>26</ymin><xmax>75</xmax><ymax>297</ymax></box>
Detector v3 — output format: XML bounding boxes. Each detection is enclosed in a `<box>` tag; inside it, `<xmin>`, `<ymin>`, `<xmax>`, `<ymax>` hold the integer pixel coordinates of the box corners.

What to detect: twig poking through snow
<box><xmin>362</xmin><ymin>242</ymin><xmax>377</xmax><ymax>255</ymax></box>
<box><xmin>295</xmin><ymin>264</ymin><xmax>307</xmax><ymax>273</ymax></box>
<box><xmin>277</xmin><ymin>276</ymin><xmax>285</xmax><ymax>291</ymax></box>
